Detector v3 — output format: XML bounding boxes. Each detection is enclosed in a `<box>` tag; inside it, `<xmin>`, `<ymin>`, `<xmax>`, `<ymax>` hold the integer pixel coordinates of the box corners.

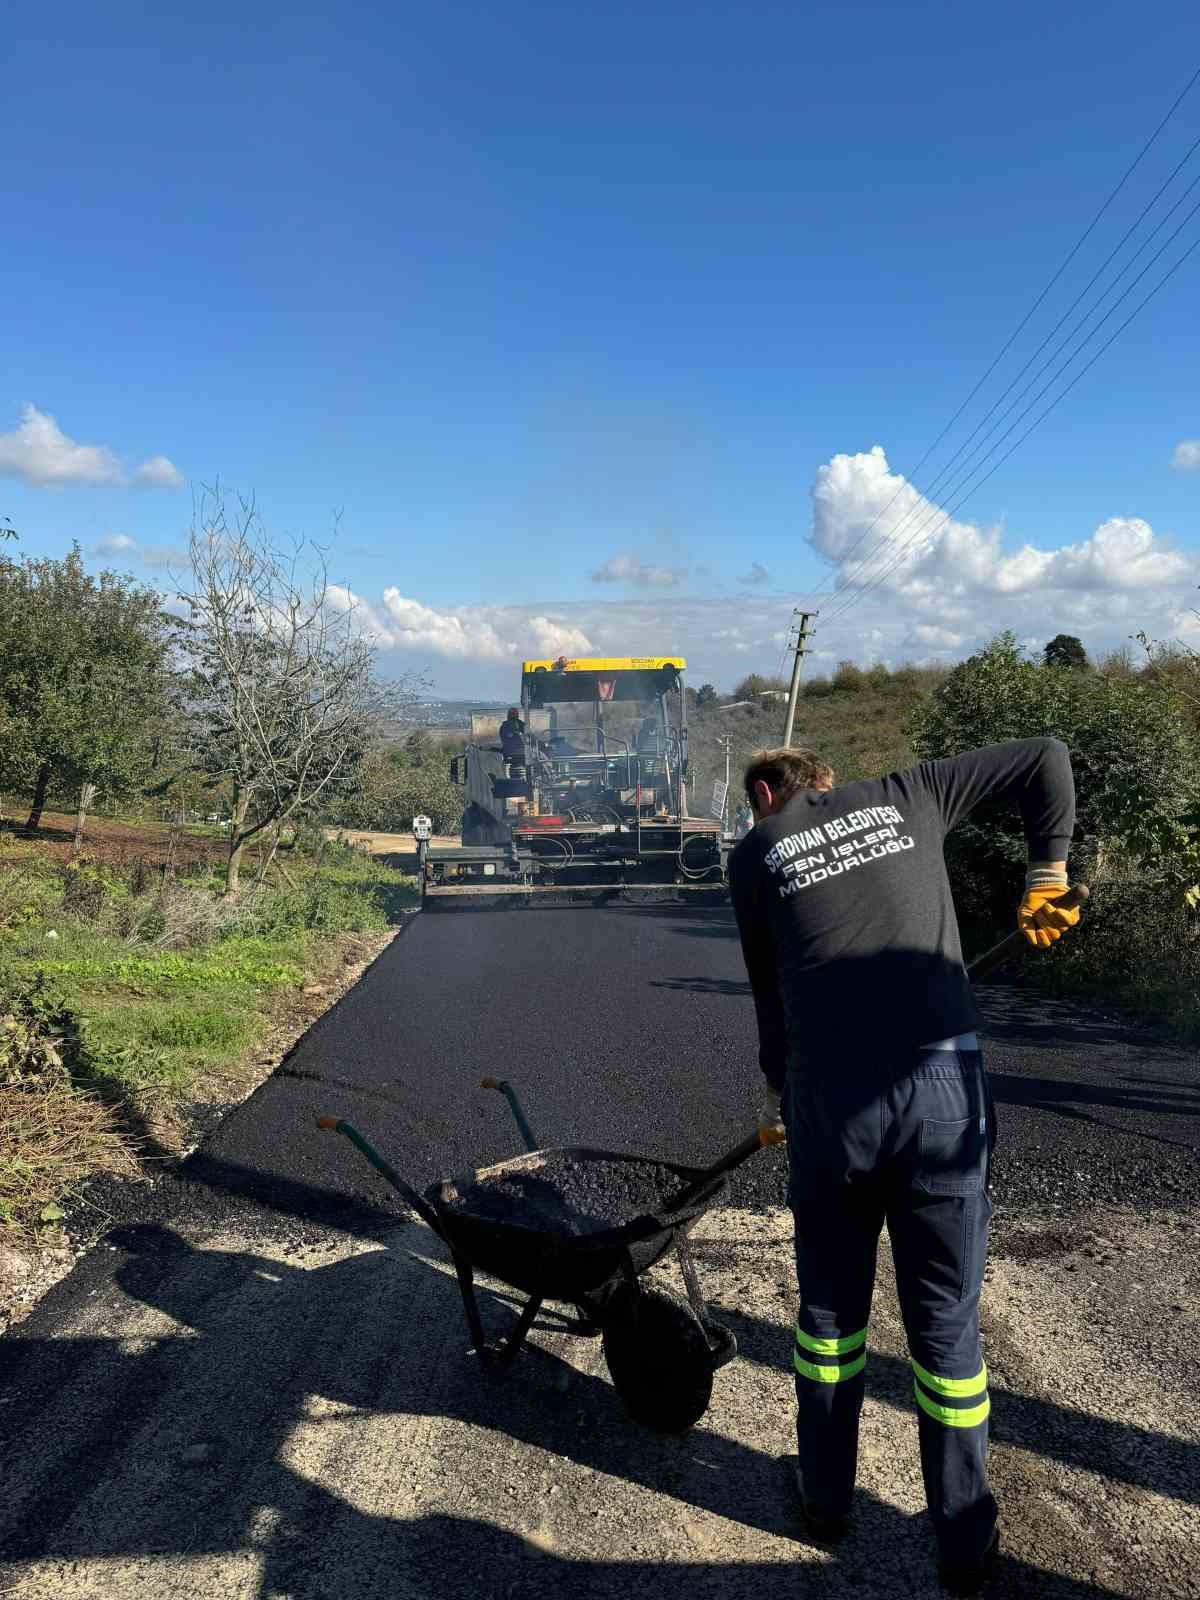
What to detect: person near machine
<box><xmin>498</xmin><ymin>707</ymin><xmax>526</xmax><ymax>776</ymax></box>
<box><xmin>636</xmin><ymin>715</ymin><xmax>660</xmax><ymax>754</ymax></box>
<box><xmin>728</xmin><ymin>739</ymin><xmax>1080</xmax><ymax>1596</ymax></box>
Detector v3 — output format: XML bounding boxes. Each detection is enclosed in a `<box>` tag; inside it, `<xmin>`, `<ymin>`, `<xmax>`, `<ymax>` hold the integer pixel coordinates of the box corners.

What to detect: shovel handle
<box><xmin>967</xmin><ymin>882</ymin><xmax>1090</xmax><ymax>983</ymax></box>
<box><xmin>664</xmin><ymin>1129</ymin><xmax>774</xmax><ymax>1214</ymax></box>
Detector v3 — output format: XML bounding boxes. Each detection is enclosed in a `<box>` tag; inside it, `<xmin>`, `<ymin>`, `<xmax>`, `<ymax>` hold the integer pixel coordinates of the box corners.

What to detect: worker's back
<box><xmin>729</xmin><ymin>740</ymin><xmax>1073</xmax><ymax>1064</ymax></box>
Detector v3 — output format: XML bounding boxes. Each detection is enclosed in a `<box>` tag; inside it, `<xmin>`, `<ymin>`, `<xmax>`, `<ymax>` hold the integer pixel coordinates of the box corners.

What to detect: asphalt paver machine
<box><xmin>423</xmin><ymin>656</ymin><xmax>724</xmax><ymax>903</ymax></box>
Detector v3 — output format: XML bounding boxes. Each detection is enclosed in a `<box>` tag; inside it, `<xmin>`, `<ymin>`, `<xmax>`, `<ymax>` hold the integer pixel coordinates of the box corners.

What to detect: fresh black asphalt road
<box><xmin>84</xmin><ymin>899</ymin><xmax>1198</xmax><ymax>1246</ymax></box>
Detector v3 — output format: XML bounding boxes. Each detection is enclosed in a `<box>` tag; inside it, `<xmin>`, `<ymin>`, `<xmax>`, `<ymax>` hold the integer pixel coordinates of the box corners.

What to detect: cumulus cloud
<box><xmin>0</xmin><ymin>405</ymin><xmax>122</xmax><ymax>487</ymax></box>
<box><xmin>591</xmin><ymin>552</ymin><xmax>684</xmax><ymax>587</ymax></box>
<box><xmin>738</xmin><ymin>562</ymin><xmax>770</xmax><ymax>585</ymax></box>
<box><xmin>133</xmin><ymin>454</ymin><xmax>185</xmax><ymax>488</ymax></box>
<box><xmin>811</xmin><ymin>446</ymin><xmax>1189</xmax><ymax>600</ymax></box>
<box><xmin>95</xmin><ymin>533</ymin><xmax>137</xmax><ymax>555</ymax></box>
<box><xmin>906</xmin><ymin>623</ymin><xmax>965</xmax><ymax>649</ymax></box>
<box><xmin>0</xmin><ymin>405</ymin><xmax>182</xmax><ymax>490</ymax></box>
<box><xmin>1172</xmin><ymin>439</ymin><xmax>1200</xmax><ymax>471</ymax></box>
<box><xmin>326</xmin><ymin>586</ymin><xmax>596</xmax><ymax>665</ymax></box>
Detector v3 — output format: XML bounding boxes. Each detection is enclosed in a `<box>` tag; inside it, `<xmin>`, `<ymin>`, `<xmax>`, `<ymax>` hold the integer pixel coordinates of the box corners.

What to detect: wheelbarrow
<box><xmin>317</xmin><ymin>1080</ymin><xmax>780</xmax><ymax>1433</ymax></box>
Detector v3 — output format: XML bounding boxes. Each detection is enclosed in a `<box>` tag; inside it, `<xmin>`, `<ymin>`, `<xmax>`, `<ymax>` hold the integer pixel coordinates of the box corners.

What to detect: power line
<box><xmin>819</xmin><ymin>226</ymin><xmax>1200</xmax><ymax>626</ymax></box>
<box><xmin>822</xmin><ymin>62</ymin><xmax>1200</xmax><ymax>585</ymax></box>
<box><xmin>823</xmin><ymin>185</ymin><xmax>1200</xmax><ymax>622</ymax></box>
<box><xmin>835</xmin><ymin>132</ymin><xmax>1200</xmax><ymax>599</ymax></box>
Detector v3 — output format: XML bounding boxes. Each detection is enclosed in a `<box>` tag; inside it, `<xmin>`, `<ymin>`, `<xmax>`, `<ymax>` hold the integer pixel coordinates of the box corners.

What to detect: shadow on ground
<box><xmin>2</xmin><ymin>1206</ymin><xmax>1190</xmax><ymax>1599</ymax></box>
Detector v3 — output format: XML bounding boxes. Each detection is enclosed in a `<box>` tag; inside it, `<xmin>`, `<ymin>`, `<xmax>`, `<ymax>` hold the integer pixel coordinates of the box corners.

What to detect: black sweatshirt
<box><xmin>728</xmin><ymin>738</ymin><xmax>1075</xmax><ymax>1090</ymax></box>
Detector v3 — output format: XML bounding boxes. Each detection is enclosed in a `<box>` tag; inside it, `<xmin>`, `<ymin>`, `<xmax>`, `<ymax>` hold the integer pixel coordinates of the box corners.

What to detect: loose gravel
<box><xmin>444</xmin><ymin>1154</ymin><xmax>684</xmax><ymax>1236</ymax></box>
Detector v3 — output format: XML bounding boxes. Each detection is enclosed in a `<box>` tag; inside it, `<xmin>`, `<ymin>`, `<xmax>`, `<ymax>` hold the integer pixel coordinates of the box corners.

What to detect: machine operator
<box><xmin>728</xmin><ymin>738</ymin><xmax>1080</xmax><ymax>1597</ymax></box>
<box><xmin>498</xmin><ymin>708</ymin><xmax>526</xmax><ymax>776</ymax></box>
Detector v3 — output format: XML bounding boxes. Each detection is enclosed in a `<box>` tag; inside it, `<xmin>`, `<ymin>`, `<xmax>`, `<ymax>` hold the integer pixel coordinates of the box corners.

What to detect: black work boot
<box><xmin>785</xmin><ymin>1456</ymin><xmax>850</xmax><ymax>1543</ymax></box>
<box><xmin>938</xmin><ymin>1527</ymin><xmax>1000</xmax><ymax>1595</ymax></box>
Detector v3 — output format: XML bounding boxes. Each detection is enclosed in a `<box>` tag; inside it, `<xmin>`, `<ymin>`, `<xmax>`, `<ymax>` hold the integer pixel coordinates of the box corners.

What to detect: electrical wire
<box><xmin>821</xmin><ymin>62</ymin><xmax>1200</xmax><ymax>586</ymax></box>
<box><xmin>822</xmin><ymin>188</ymin><xmax>1200</xmax><ymax>623</ymax></box>
<box><xmin>819</xmin><ymin>227</ymin><xmax>1200</xmax><ymax>625</ymax></box>
<box><xmin>837</xmin><ymin>136</ymin><xmax>1200</xmax><ymax>600</ymax></box>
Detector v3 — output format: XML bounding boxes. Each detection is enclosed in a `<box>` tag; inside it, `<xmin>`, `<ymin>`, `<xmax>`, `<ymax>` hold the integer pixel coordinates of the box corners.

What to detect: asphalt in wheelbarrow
<box><xmin>441</xmin><ymin>1152</ymin><xmax>684</xmax><ymax>1238</ymax></box>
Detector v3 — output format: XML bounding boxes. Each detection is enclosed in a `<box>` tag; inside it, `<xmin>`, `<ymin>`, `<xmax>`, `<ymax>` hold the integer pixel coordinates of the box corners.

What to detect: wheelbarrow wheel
<box><xmin>601</xmin><ymin>1285</ymin><xmax>714</xmax><ymax>1433</ymax></box>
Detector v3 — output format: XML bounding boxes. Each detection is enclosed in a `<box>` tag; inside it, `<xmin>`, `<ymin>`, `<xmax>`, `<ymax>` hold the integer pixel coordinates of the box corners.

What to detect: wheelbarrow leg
<box><xmin>451</xmin><ymin>1250</ymin><xmax>545</xmax><ymax>1374</ymax></box>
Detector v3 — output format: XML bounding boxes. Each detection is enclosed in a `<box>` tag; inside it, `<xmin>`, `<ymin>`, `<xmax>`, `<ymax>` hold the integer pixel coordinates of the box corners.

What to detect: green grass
<box><xmin>0</xmin><ymin>846</ymin><xmax>417</xmax><ymax>1110</ymax></box>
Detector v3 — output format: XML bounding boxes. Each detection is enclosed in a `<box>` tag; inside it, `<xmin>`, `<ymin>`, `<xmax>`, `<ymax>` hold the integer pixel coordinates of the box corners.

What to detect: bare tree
<box><xmin>178</xmin><ymin>489</ymin><xmax>418</xmax><ymax>895</ymax></box>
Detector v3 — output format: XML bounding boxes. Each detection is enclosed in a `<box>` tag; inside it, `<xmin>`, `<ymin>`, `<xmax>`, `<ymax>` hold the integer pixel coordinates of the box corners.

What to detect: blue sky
<box><xmin>3</xmin><ymin>0</ymin><xmax>1199</xmax><ymax>694</ymax></box>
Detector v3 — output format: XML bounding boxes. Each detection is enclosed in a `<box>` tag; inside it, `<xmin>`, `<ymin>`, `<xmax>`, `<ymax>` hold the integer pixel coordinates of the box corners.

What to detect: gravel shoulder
<box><xmin>1</xmin><ymin>1199</ymin><xmax>1195</xmax><ymax>1598</ymax></box>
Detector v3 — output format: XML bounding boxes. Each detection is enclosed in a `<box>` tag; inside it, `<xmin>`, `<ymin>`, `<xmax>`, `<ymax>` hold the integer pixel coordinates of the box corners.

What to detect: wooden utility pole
<box><xmin>782</xmin><ymin>610</ymin><xmax>817</xmax><ymax>748</ymax></box>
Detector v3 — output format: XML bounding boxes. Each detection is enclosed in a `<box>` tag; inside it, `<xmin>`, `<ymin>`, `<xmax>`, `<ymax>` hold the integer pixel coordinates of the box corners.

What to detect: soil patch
<box><xmin>0</xmin><ymin>811</ymin><xmax>229</xmax><ymax>870</ymax></box>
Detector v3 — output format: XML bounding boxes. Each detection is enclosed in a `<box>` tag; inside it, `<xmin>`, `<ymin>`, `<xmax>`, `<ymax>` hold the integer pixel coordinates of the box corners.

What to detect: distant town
<box><xmin>387</xmin><ymin>697</ymin><xmax>509</xmax><ymax>731</ymax></box>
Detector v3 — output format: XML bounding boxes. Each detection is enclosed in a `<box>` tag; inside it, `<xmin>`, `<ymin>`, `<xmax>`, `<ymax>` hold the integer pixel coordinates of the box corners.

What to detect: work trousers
<box><xmin>783</xmin><ymin>1047</ymin><xmax>999</xmax><ymax>1567</ymax></box>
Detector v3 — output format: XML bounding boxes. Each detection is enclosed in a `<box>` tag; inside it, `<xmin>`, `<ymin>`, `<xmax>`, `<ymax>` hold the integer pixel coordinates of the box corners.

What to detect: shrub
<box><xmin>0</xmin><ymin>972</ymin><xmax>81</xmax><ymax>1088</ymax></box>
<box><xmin>910</xmin><ymin>633</ymin><xmax>1200</xmax><ymax>882</ymax></box>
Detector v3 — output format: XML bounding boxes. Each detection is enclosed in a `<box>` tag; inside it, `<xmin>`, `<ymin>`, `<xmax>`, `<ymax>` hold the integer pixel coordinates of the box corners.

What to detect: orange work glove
<box><xmin>1018</xmin><ymin>883</ymin><xmax>1081</xmax><ymax>948</ymax></box>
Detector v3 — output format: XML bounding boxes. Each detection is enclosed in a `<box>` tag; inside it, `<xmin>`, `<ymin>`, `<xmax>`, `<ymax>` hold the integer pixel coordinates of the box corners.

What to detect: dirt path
<box><xmin>2</xmin><ymin>1202</ymin><xmax>1194</xmax><ymax>1598</ymax></box>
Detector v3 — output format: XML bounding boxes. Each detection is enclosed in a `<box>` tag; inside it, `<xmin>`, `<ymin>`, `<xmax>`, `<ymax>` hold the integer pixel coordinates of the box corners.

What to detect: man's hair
<box><xmin>743</xmin><ymin>747</ymin><xmax>834</xmax><ymax>806</ymax></box>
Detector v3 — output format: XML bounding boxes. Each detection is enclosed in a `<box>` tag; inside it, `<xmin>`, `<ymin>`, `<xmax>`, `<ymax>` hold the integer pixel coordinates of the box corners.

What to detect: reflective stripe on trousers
<box><xmin>784</xmin><ymin>1048</ymin><xmax>999</xmax><ymax>1569</ymax></box>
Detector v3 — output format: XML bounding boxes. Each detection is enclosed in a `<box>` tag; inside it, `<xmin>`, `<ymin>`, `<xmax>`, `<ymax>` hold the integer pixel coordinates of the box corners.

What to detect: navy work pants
<box><xmin>783</xmin><ymin>1047</ymin><xmax>999</xmax><ymax>1567</ymax></box>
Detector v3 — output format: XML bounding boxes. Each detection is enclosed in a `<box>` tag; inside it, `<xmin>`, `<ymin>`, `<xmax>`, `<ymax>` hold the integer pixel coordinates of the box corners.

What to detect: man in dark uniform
<box><xmin>728</xmin><ymin>739</ymin><xmax>1080</xmax><ymax>1595</ymax></box>
<box><xmin>498</xmin><ymin>707</ymin><xmax>525</xmax><ymax>776</ymax></box>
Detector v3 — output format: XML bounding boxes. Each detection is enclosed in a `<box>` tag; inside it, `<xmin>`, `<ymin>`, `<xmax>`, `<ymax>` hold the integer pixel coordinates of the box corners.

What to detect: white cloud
<box><xmin>380</xmin><ymin>591</ymin><xmax>512</xmax><ymax>659</ymax></box>
<box><xmin>0</xmin><ymin>405</ymin><xmax>122</xmax><ymax>487</ymax></box>
<box><xmin>526</xmin><ymin>615</ymin><xmax>594</xmax><ymax>658</ymax></box>
<box><xmin>95</xmin><ymin>533</ymin><xmax>137</xmax><ymax>555</ymax></box>
<box><xmin>332</xmin><ymin>588</ymin><xmax>598</xmax><ymax>665</ymax></box>
<box><xmin>907</xmin><ymin>623</ymin><xmax>965</xmax><ymax>649</ymax></box>
<box><xmin>133</xmin><ymin>454</ymin><xmax>185</xmax><ymax>489</ymax></box>
<box><xmin>738</xmin><ymin>562</ymin><xmax>770</xmax><ymax>585</ymax></box>
<box><xmin>591</xmin><ymin>552</ymin><xmax>684</xmax><ymax>587</ymax></box>
<box><xmin>811</xmin><ymin>446</ymin><xmax>1189</xmax><ymax>599</ymax></box>
<box><xmin>92</xmin><ymin>533</ymin><xmax>186</xmax><ymax>569</ymax></box>
<box><xmin>318</xmin><ymin>444</ymin><xmax>1200</xmax><ymax>696</ymax></box>
<box><xmin>0</xmin><ymin>405</ymin><xmax>181</xmax><ymax>490</ymax></box>
<box><xmin>1172</xmin><ymin>439</ymin><xmax>1200</xmax><ymax>471</ymax></box>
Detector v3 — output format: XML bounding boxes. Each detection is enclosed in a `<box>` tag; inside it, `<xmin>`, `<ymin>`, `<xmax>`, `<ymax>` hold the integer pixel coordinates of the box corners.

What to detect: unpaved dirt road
<box><xmin>2</xmin><ymin>903</ymin><xmax>1198</xmax><ymax>1597</ymax></box>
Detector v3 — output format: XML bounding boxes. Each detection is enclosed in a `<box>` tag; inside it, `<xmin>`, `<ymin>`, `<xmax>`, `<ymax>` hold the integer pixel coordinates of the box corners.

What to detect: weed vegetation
<box><xmin>0</xmin><ymin>834</ymin><xmax>416</xmax><ymax>1237</ymax></box>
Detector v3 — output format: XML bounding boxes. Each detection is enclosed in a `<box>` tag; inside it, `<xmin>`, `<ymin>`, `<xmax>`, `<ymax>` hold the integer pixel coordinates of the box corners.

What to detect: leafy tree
<box><xmin>0</xmin><ymin>546</ymin><xmax>175</xmax><ymax>837</ymax></box>
<box><xmin>732</xmin><ymin>672</ymin><xmax>787</xmax><ymax>700</ymax></box>
<box><xmin>910</xmin><ymin>632</ymin><xmax>1200</xmax><ymax>903</ymax></box>
<box><xmin>696</xmin><ymin>683</ymin><xmax>718</xmax><ymax>708</ymax></box>
<box><xmin>402</xmin><ymin>728</ymin><xmax>433</xmax><ymax>766</ymax></box>
<box><xmin>331</xmin><ymin>745</ymin><xmax>461</xmax><ymax>834</ymax></box>
<box><xmin>1044</xmin><ymin>634</ymin><xmax>1089</xmax><ymax>671</ymax></box>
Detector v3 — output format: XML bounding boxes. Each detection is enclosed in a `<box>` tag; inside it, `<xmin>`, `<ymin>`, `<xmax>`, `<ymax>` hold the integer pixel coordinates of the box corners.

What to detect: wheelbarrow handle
<box><xmin>481</xmin><ymin>1077</ymin><xmax>540</xmax><ymax>1152</ymax></box>
<box><xmin>967</xmin><ymin>882</ymin><xmax>1090</xmax><ymax>983</ymax></box>
<box><xmin>315</xmin><ymin>1116</ymin><xmax>442</xmax><ymax>1232</ymax></box>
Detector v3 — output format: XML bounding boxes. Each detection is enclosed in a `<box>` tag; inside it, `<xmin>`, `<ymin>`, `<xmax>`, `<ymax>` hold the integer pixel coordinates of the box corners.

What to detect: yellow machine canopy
<box><xmin>521</xmin><ymin>656</ymin><xmax>685</xmax><ymax>706</ymax></box>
